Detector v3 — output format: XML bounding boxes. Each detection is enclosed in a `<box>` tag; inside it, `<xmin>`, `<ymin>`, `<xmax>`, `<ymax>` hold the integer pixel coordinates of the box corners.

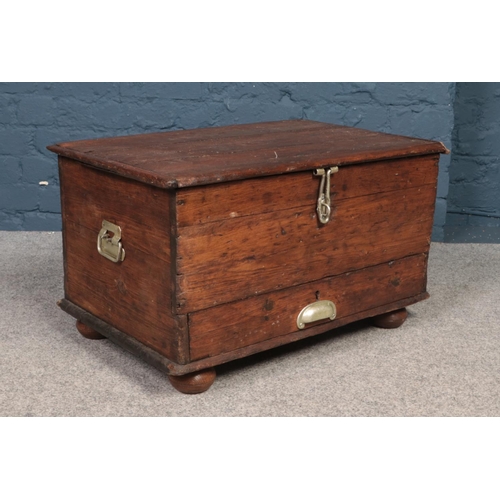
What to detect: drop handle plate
<box><xmin>97</xmin><ymin>220</ymin><xmax>125</xmax><ymax>263</ymax></box>
<box><xmin>297</xmin><ymin>300</ymin><xmax>337</xmax><ymax>329</ymax></box>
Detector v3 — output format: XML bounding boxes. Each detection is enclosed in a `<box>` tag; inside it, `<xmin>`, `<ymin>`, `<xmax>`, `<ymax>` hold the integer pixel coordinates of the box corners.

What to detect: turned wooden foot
<box><xmin>372</xmin><ymin>308</ymin><xmax>408</xmax><ymax>329</ymax></box>
<box><xmin>76</xmin><ymin>320</ymin><xmax>106</xmax><ymax>339</ymax></box>
<box><xmin>168</xmin><ymin>368</ymin><xmax>216</xmax><ymax>394</ymax></box>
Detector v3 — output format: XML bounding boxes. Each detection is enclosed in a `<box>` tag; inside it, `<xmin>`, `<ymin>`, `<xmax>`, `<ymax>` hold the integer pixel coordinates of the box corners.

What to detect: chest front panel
<box><xmin>174</xmin><ymin>155</ymin><xmax>439</xmax><ymax>315</ymax></box>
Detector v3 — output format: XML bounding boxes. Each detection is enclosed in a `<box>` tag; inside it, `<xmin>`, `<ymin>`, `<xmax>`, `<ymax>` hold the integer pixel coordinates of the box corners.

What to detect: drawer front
<box><xmin>175</xmin><ymin>156</ymin><xmax>438</xmax><ymax>313</ymax></box>
<box><xmin>189</xmin><ymin>254</ymin><xmax>428</xmax><ymax>360</ymax></box>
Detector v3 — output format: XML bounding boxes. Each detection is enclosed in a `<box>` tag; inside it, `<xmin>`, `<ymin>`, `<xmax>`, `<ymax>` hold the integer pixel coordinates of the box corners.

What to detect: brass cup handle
<box><xmin>97</xmin><ymin>220</ymin><xmax>125</xmax><ymax>263</ymax></box>
<box><xmin>297</xmin><ymin>300</ymin><xmax>336</xmax><ymax>329</ymax></box>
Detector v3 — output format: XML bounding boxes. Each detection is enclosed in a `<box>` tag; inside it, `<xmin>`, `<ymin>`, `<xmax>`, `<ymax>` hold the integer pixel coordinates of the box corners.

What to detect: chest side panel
<box><xmin>175</xmin><ymin>155</ymin><xmax>439</xmax><ymax>313</ymax></box>
<box><xmin>59</xmin><ymin>158</ymin><xmax>187</xmax><ymax>363</ymax></box>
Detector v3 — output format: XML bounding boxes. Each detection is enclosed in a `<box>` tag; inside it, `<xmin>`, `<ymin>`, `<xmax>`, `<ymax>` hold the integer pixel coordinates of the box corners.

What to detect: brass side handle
<box><xmin>97</xmin><ymin>220</ymin><xmax>125</xmax><ymax>263</ymax></box>
<box><xmin>297</xmin><ymin>300</ymin><xmax>336</xmax><ymax>329</ymax></box>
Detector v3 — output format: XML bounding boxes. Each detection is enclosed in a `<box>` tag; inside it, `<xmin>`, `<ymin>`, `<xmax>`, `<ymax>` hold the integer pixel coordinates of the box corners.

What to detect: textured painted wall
<box><xmin>447</xmin><ymin>83</ymin><xmax>500</xmax><ymax>228</ymax></box>
<box><xmin>0</xmin><ymin>82</ymin><xmax>454</xmax><ymax>239</ymax></box>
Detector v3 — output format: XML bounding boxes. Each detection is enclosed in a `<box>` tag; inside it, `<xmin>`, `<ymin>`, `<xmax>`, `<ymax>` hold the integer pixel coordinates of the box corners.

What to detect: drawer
<box><xmin>174</xmin><ymin>156</ymin><xmax>438</xmax><ymax>313</ymax></box>
<box><xmin>188</xmin><ymin>253</ymin><xmax>428</xmax><ymax>360</ymax></box>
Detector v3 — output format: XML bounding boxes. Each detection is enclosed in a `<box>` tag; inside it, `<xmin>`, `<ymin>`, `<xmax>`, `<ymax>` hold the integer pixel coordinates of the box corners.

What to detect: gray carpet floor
<box><xmin>1</xmin><ymin>232</ymin><xmax>499</xmax><ymax>417</ymax></box>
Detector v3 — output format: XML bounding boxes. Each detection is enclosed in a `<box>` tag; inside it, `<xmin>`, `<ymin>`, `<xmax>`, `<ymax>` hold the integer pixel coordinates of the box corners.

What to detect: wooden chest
<box><xmin>48</xmin><ymin>120</ymin><xmax>448</xmax><ymax>393</ymax></box>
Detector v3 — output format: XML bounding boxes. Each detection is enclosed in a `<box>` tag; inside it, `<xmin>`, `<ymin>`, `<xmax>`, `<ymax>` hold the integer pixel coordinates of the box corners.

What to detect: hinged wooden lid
<box><xmin>47</xmin><ymin>120</ymin><xmax>448</xmax><ymax>189</ymax></box>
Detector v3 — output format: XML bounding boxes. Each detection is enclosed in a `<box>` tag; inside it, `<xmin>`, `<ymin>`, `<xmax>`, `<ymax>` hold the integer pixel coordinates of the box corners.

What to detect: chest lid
<box><xmin>47</xmin><ymin>120</ymin><xmax>448</xmax><ymax>189</ymax></box>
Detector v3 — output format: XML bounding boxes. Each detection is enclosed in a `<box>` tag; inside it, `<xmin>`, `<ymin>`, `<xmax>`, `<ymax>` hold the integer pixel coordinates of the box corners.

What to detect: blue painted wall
<box><xmin>447</xmin><ymin>83</ymin><xmax>500</xmax><ymax>229</ymax></box>
<box><xmin>0</xmin><ymin>83</ymin><xmax>454</xmax><ymax>238</ymax></box>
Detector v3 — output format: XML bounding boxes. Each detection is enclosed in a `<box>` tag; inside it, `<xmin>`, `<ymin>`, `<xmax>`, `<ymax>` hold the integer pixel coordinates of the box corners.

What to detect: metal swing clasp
<box><xmin>313</xmin><ymin>166</ymin><xmax>338</xmax><ymax>224</ymax></box>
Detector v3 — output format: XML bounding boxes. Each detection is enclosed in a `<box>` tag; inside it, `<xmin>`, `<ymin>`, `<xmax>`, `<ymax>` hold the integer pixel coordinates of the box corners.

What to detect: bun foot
<box><xmin>372</xmin><ymin>308</ymin><xmax>408</xmax><ymax>329</ymax></box>
<box><xmin>168</xmin><ymin>368</ymin><xmax>216</xmax><ymax>394</ymax></box>
<box><xmin>76</xmin><ymin>320</ymin><xmax>106</xmax><ymax>339</ymax></box>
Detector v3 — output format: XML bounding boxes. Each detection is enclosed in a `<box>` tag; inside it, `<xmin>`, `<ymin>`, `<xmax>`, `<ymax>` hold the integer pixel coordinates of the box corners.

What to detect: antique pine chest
<box><xmin>48</xmin><ymin>120</ymin><xmax>448</xmax><ymax>394</ymax></box>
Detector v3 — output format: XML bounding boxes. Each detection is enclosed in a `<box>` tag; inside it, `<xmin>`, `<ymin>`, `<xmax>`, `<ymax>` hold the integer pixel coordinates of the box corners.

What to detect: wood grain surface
<box><xmin>48</xmin><ymin>120</ymin><xmax>448</xmax><ymax>188</ymax></box>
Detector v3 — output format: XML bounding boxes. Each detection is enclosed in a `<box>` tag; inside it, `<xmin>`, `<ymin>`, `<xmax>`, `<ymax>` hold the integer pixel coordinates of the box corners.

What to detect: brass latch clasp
<box><xmin>313</xmin><ymin>166</ymin><xmax>338</xmax><ymax>224</ymax></box>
